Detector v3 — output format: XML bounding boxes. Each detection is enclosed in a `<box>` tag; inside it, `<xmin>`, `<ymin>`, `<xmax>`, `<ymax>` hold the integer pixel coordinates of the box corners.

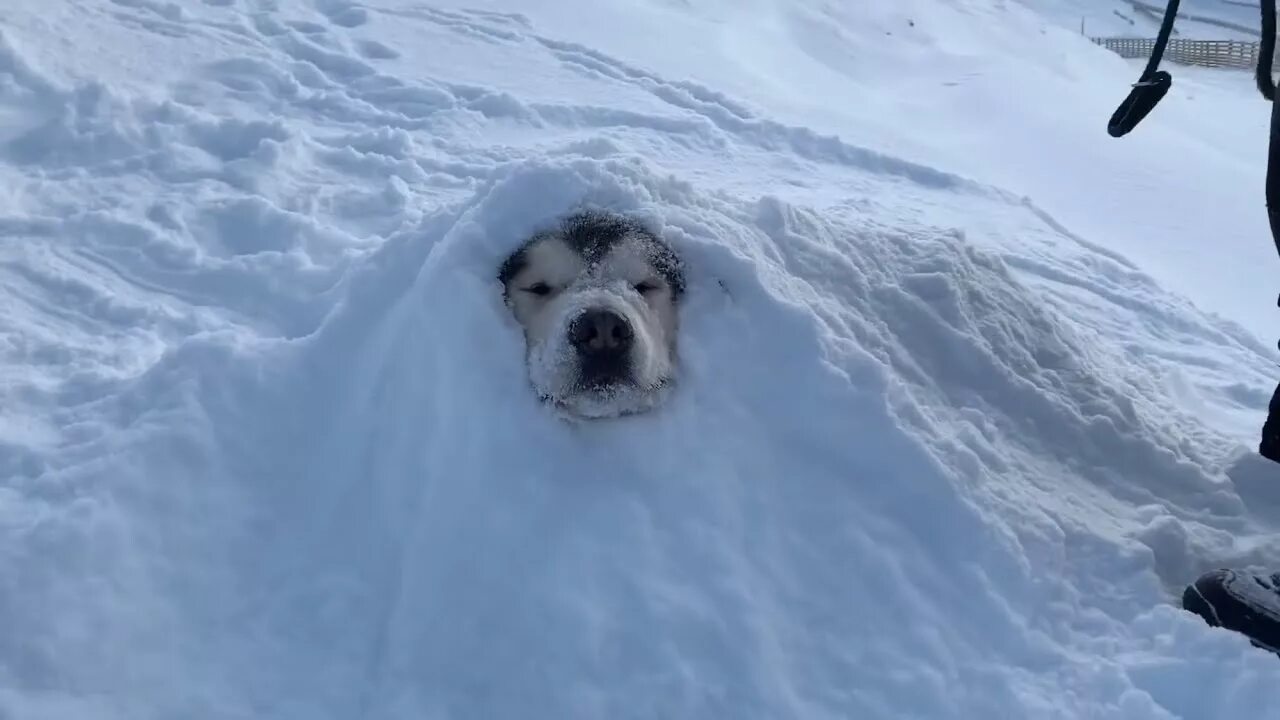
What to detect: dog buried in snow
<box><xmin>499</xmin><ymin>210</ymin><xmax>685</xmax><ymax>419</ymax></box>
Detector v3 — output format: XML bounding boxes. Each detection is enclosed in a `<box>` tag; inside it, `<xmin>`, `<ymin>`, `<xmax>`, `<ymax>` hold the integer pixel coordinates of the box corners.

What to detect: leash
<box><xmin>1108</xmin><ymin>0</ymin><xmax>1278</xmax><ymax>252</ymax></box>
<box><xmin>1259</xmin><ymin>0</ymin><xmax>1280</xmax><ymax>462</ymax></box>
<box><xmin>1107</xmin><ymin>0</ymin><xmax>1180</xmax><ymax>137</ymax></box>
<box><xmin>1106</xmin><ymin>0</ymin><xmax>1280</xmax><ymax>461</ymax></box>
<box><xmin>1260</xmin><ymin>0</ymin><xmax>1280</xmax><ymax>259</ymax></box>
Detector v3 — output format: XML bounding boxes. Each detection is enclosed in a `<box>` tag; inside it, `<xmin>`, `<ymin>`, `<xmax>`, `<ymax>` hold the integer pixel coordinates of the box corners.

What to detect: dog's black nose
<box><xmin>569</xmin><ymin>309</ymin><xmax>633</xmax><ymax>357</ymax></box>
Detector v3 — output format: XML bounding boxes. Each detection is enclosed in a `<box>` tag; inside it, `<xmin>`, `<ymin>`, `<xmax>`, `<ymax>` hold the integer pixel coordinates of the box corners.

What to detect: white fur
<box><xmin>528</xmin><ymin>283</ymin><xmax>672</xmax><ymax>418</ymax></box>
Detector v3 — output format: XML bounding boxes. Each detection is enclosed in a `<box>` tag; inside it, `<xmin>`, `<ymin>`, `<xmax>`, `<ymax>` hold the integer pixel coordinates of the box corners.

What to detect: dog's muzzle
<box><xmin>568</xmin><ymin>308</ymin><xmax>634</xmax><ymax>389</ymax></box>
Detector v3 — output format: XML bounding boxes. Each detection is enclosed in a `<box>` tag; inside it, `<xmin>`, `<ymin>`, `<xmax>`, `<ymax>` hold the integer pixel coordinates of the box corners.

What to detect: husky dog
<box><xmin>499</xmin><ymin>210</ymin><xmax>685</xmax><ymax>419</ymax></box>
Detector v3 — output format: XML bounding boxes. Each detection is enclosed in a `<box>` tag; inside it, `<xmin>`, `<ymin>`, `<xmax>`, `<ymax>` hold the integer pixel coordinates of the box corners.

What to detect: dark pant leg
<box><xmin>1260</xmin><ymin>380</ymin><xmax>1280</xmax><ymax>464</ymax></box>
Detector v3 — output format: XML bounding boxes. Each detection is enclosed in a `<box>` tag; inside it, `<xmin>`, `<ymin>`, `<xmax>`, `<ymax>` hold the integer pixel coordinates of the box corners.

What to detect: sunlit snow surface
<box><xmin>2</xmin><ymin>1</ymin><xmax>1280</xmax><ymax>718</ymax></box>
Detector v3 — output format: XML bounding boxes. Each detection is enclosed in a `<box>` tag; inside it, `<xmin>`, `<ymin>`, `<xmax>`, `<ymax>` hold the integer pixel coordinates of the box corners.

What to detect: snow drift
<box><xmin>2</xmin><ymin>0</ymin><xmax>1280</xmax><ymax>718</ymax></box>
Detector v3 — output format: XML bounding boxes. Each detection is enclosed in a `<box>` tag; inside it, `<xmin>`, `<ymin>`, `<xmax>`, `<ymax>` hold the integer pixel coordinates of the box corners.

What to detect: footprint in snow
<box><xmin>286</xmin><ymin>20</ymin><xmax>329</xmax><ymax>35</ymax></box>
<box><xmin>316</xmin><ymin>0</ymin><xmax>369</xmax><ymax>28</ymax></box>
<box><xmin>356</xmin><ymin>40</ymin><xmax>399</xmax><ymax>60</ymax></box>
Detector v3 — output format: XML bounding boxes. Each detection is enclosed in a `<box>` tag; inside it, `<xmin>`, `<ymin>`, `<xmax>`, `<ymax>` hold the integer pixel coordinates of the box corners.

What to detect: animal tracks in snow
<box><xmin>80</xmin><ymin>0</ymin><xmax>970</xmax><ymax>203</ymax></box>
<box><xmin>6</xmin><ymin>3</ymin><xmax>1280</xmax><ymax>718</ymax></box>
<box><xmin>377</xmin><ymin>5</ymin><xmax>524</xmax><ymax>43</ymax></box>
<box><xmin>316</xmin><ymin>0</ymin><xmax>370</xmax><ymax>28</ymax></box>
<box><xmin>7</xmin><ymin>0</ymin><xmax>1264</xmax><ymax>464</ymax></box>
<box><xmin>356</xmin><ymin>39</ymin><xmax>399</xmax><ymax>60</ymax></box>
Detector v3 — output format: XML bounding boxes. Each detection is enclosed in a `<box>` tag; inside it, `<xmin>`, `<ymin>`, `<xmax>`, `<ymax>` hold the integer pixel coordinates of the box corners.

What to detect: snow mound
<box><xmin>3</xmin><ymin>1</ymin><xmax>1280</xmax><ymax>718</ymax></box>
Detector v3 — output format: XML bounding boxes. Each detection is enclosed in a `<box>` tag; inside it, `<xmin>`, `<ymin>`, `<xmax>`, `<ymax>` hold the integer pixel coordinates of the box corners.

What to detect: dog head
<box><xmin>500</xmin><ymin>210</ymin><xmax>684</xmax><ymax>419</ymax></box>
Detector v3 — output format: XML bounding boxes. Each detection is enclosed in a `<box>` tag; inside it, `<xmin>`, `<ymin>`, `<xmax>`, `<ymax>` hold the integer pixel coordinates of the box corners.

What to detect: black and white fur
<box><xmin>499</xmin><ymin>210</ymin><xmax>685</xmax><ymax>419</ymax></box>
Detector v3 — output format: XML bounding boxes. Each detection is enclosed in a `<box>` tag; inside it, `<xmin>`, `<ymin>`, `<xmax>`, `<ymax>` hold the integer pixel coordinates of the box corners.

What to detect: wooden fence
<box><xmin>1092</xmin><ymin>37</ymin><xmax>1277</xmax><ymax>72</ymax></box>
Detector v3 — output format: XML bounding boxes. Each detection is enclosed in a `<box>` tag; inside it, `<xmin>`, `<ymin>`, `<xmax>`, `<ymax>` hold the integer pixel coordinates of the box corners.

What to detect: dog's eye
<box><xmin>634</xmin><ymin>281</ymin><xmax>660</xmax><ymax>295</ymax></box>
<box><xmin>523</xmin><ymin>282</ymin><xmax>553</xmax><ymax>296</ymax></box>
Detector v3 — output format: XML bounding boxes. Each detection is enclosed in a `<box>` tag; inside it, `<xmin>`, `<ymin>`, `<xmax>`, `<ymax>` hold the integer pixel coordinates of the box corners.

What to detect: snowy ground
<box><xmin>3</xmin><ymin>0</ymin><xmax>1280</xmax><ymax>718</ymax></box>
<box><xmin>1035</xmin><ymin>0</ymin><xmax>1267</xmax><ymax>39</ymax></box>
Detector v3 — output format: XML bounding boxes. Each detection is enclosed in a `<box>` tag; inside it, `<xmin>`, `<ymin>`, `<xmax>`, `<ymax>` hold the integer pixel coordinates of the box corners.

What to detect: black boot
<box><xmin>1182</xmin><ymin>569</ymin><xmax>1280</xmax><ymax>655</ymax></box>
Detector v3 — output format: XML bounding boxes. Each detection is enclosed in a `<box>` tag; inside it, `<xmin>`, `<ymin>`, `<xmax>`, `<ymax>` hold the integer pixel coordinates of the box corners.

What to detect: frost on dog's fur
<box><xmin>527</xmin><ymin>285</ymin><xmax>673</xmax><ymax>418</ymax></box>
<box><xmin>500</xmin><ymin>210</ymin><xmax>683</xmax><ymax>419</ymax></box>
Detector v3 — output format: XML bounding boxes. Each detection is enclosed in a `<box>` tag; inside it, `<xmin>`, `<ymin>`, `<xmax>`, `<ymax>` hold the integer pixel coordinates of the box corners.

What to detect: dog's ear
<box><xmin>651</xmin><ymin>240</ymin><xmax>685</xmax><ymax>299</ymax></box>
<box><xmin>618</xmin><ymin>219</ymin><xmax>684</xmax><ymax>300</ymax></box>
<box><xmin>498</xmin><ymin>245</ymin><xmax>529</xmax><ymax>292</ymax></box>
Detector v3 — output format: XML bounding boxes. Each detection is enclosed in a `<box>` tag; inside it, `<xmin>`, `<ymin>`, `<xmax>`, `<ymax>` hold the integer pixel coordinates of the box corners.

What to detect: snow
<box><xmin>2</xmin><ymin>0</ymin><xmax>1280</xmax><ymax>718</ymax></box>
<box><xmin>1035</xmin><ymin>0</ymin><xmax>1267</xmax><ymax>39</ymax></box>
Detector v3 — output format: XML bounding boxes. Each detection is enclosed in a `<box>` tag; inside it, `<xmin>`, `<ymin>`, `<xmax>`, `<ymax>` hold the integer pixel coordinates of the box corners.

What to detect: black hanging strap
<box><xmin>1106</xmin><ymin>0</ymin><xmax>1279</xmax><ymax>259</ymax></box>
<box><xmin>1251</xmin><ymin>0</ymin><xmax>1280</xmax><ymax>462</ymax></box>
<box><xmin>1107</xmin><ymin>0</ymin><xmax>1181</xmax><ymax>137</ymax></box>
<box><xmin>1105</xmin><ymin>2</ymin><xmax>1280</xmax><ymax>462</ymax></box>
<box><xmin>1260</xmin><ymin>0</ymin><xmax>1280</xmax><ymax>262</ymax></box>
<box><xmin>1259</xmin><ymin>0</ymin><xmax>1276</xmax><ymax>100</ymax></box>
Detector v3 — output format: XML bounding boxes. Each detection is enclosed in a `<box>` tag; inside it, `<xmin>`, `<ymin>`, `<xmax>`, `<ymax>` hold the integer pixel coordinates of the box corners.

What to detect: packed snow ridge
<box><xmin>2</xmin><ymin>0</ymin><xmax>1280</xmax><ymax>718</ymax></box>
